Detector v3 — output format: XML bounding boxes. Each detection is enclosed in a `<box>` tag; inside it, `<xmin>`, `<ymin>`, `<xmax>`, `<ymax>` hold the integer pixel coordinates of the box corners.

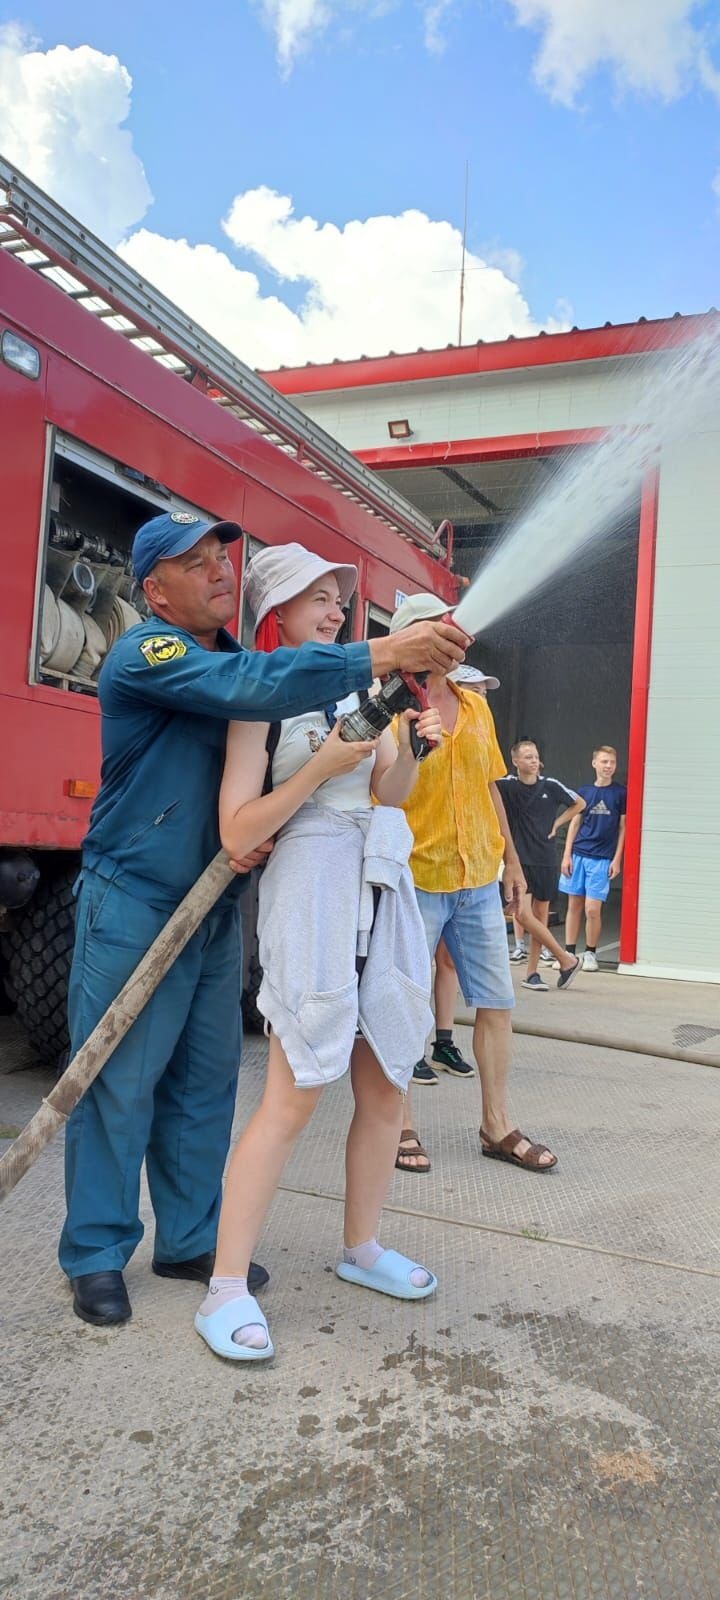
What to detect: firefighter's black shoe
<box><xmin>412</xmin><ymin>1060</ymin><xmax>439</xmax><ymax>1086</ymax></box>
<box><xmin>431</xmin><ymin>1040</ymin><xmax>475</xmax><ymax>1077</ymax></box>
<box><xmin>152</xmin><ymin>1252</ymin><xmax>270</xmax><ymax>1295</ymax></box>
<box><xmin>71</xmin><ymin>1270</ymin><xmax>132</xmax><ymax>1327</ymax></box>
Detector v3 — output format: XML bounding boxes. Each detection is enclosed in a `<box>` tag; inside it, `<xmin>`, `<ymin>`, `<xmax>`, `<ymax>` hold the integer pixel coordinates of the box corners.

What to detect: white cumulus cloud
<box><xmin>1</xmin><ymin>27</ymin><xmax>567</xmax><ymax>365</ymax></box>
<box><xmin>0</xmin><ymin>23</ymin><xmax>152</xmax><ymax>242</ymax></box>
<box><xmin>119</xmin><ymin>186</ymin><xmax>567</xmax><ymax>369</ymax></box>
<box><xmin>423</xmin><ymin>0</ymin><xmax>454</xmax><ymax>54</ymax></box>
<box><xmin>255</xmin><ymin>0</ymin><xmax>335</xmax><ymax>72</ymax></box>
<box><xmin>505</xmin><ymin>0</ymin><xmax>720</xmax><ymax>106</ymax></box>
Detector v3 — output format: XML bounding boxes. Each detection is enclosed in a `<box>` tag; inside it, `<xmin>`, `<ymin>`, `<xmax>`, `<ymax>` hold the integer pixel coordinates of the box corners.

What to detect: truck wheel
<box><xmin>1</xmin><ymin>865</ymin><xmax>77</xmax><ymax>1067</ymax></box>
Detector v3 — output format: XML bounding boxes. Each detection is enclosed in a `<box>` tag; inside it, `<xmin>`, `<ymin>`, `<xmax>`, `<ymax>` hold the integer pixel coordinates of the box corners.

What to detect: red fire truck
<box><xmin>0</xmin><ymin>158</ymin><xmax>457</xmax><ymax>1065</ymax></box>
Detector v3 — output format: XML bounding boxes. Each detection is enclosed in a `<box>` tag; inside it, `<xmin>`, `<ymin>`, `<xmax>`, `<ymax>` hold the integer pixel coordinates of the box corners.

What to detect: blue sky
<box><xmin>1</xmin><ymin>2</ymin><xmax>718</xmax><ymax>364</ymax></box>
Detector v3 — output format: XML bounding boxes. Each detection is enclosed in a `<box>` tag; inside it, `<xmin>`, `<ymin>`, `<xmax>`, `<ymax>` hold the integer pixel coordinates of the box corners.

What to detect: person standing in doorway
<box><xmin>558</xmin><ymin>746</ymin><xmax>626</xmax><ymax>971</ymax></box>
<box><xmin>497</xmin><ymin>738</ymin><xmax>585</xmax><ymax>993</ymax></box>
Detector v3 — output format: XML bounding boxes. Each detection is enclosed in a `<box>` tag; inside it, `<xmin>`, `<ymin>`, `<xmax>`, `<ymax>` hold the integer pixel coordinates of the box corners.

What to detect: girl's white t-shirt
<box><xmin>270</xmin><ymin>692</ymin><xmax>376</xmax><ymax>811</ymax></box>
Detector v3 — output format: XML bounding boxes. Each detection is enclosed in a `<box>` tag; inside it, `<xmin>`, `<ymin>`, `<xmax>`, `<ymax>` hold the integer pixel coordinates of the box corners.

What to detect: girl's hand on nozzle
<box><xmin>314</xmin><ymin>721</ymin><xmax>378</xmax><ymax>780</ymax></box>
<box><xmin>398</xmin><ymin>707</ymin><xmax>442</xmax><ymax>752</ymax></box>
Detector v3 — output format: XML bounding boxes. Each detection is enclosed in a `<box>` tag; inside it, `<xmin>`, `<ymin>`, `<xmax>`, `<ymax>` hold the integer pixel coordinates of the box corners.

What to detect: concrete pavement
<box><xmin>1</xmin><ymin>968</ymin><xmax>719</xmax><ymax>1600</ymax></box>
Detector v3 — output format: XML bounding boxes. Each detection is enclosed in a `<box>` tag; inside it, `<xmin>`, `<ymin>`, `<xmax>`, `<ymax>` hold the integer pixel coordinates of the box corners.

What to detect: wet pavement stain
<box><xmin>593</xmin><ymin>1449</ymin><xmax>662</xmax><ymax>1488</ymax></box>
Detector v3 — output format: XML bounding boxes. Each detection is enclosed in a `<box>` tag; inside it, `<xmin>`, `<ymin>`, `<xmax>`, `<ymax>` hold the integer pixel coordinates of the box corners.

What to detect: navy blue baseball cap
<box><xmin>132</xmin><ymin>511</ymin><xmax>243</xmax><ymax>583</ymax></box>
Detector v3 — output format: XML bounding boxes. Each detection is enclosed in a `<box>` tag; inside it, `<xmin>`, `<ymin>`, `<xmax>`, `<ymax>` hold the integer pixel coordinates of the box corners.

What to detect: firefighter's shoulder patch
<box><xmin>139</xmin><ymin>634</ymin><xmax>188</xmax><ymax>667</ymax></box>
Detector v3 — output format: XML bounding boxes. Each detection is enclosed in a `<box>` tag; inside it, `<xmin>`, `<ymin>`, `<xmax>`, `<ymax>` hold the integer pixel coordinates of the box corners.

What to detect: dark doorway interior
<box><xmin>465</xmin><ymin>523</ymin><xmax>639</xmax><ymax>786</ymax></box>
<box><xmin>379</xmin><ymin>453</ymin><xmax>641</xmax><ymax>960</ymax></box>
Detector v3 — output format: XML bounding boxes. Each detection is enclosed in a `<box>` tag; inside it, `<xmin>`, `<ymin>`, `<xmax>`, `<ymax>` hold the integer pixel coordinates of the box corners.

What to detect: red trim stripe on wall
<box><xmin>356</xmin><ymin>430</ymin><xmax>607</xmax><ymax>469</ymax></box>
<box><xmin>262</xmin><ymin>313</ymin><xmax>717</xmax><ymax>395</ymax></box>
<box><xmin>619</xmin><ymin>467</ymin><xmax>660</xmax><ymax>966</ymax></box>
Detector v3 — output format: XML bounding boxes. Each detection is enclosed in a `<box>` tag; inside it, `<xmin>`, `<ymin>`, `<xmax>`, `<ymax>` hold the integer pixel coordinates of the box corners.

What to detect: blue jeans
<box><xmin>415</xmin><ymin>883</ymin><xmax>515</xmax><ymax>1010</ymax></box>
<box><xmin>59</xmin><ymin>870</ymin><xmax>243</xmax><ymax>1278</ymax></box>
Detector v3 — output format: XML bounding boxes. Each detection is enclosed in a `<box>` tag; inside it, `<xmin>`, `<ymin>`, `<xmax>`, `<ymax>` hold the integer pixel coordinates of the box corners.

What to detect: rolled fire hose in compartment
<box><xmin>38</xmin><ymin>518</ymin><xmax>146</xmax><ymax>688</ymax></box>
<box><xmin>43</xmin><ymin>597</ymin><xmax>85</xmax><ymax>673</ymax></box>
<box><xmin>103</xmin><ymin>596</ymin><xmax>142</xmax><ymax>649</ymax></box>
<box><xmin>75</xmin><ymin>613</ymin><xmax>107</xmax><ymax>678</ymax></box>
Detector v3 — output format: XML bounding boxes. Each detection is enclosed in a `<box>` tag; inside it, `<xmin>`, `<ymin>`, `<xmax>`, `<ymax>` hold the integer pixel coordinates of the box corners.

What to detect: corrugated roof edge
<box><xmin>260</xmin><ymin>309</ymin><xmax>720</xmax><ymax>394</ymax></box>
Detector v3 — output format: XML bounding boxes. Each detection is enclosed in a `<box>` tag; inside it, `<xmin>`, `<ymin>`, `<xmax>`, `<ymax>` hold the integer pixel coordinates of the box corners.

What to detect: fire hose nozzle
<box><xmin>340</xmin><ymin>611</ymin><xmax>467</xmax><ymax>759</ymax></box>
<box><xmin>339</xmin><ymin>671</ymin><xmax>434</xmax><ymax>760</ymax></box>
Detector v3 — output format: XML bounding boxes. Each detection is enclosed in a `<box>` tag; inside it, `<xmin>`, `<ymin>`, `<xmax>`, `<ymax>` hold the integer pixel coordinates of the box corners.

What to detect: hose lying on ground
<box><xmin>3</xmin><ymin>872</ymin><xmax>718</xmax><ymax>1201</ymax></box>
<box><xmin>0</xmin><ymin>851</ymin><xmax>234</xmax><ymax>1201</ymax></box>
<box><xmin>509</xmin><ymin>1019</ymin><xmax>719</xmax><ymax>1070</ymax></box>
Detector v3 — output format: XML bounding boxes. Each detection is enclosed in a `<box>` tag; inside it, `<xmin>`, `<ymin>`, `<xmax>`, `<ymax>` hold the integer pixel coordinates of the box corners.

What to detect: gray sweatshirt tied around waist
<box><xmin>256</xmin><ymin>802</ymin><xmax>433</xmax><ymax>1091</ymax></box>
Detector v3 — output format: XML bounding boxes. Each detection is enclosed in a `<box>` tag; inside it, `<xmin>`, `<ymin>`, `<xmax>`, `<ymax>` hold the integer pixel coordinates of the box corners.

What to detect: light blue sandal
<box><xmin>194</xmin><ymin>1294</ymin><xmax>274</xmax><ymax>1362</ymax></box>
<box><xmin>336</xmin><ymin>1248</ymin><xmax>438</xmax><ymax>1301</ymax></box>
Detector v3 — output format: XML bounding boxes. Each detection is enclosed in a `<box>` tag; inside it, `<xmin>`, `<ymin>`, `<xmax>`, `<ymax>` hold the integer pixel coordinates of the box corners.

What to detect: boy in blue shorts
<box><xmin>559</xmin><ymin>746</ymin><xmax>627</xmax><ymax>972</ymax></box>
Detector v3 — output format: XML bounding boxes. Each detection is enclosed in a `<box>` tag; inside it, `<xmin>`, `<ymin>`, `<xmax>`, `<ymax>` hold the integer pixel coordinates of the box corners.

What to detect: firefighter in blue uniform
<box><xmin>62</xmin><ymin>510</ymin><xmax>466</xmax><ymax>1327</ymax></box>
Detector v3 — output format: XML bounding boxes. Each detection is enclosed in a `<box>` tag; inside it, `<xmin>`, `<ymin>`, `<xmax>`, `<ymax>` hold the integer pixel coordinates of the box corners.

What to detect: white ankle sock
<box><xmin>199</xmin><ymin>1275</ymin><xmax>268</xmax><ymax>1349</ymax></box>
<box><xmin>343</xmin><ymin>1238</ymin><xmax>430</xmax><ymax>1289</ymax></box>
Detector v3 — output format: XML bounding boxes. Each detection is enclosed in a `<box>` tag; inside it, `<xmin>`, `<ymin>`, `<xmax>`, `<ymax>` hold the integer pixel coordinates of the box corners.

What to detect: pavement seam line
<box><xmin>277</xmin><ymin>1182</ymin><xmax>720</xmax><ymax>1280</ymax></box>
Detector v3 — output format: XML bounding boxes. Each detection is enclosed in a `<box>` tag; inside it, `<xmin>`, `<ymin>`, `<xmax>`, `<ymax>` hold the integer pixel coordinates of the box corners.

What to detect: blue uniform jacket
<box><xmin>83</xmin><ymin>617</ymin><xmax>373</xmax><ymax>909</ymax></box>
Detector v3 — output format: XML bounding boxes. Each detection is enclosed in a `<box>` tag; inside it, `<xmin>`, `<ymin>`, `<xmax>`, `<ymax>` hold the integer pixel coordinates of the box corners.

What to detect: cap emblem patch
<box><xmin>169</xmin><ymin>511</ymin><xmax>200</xmax><ymax>525</ymax></box>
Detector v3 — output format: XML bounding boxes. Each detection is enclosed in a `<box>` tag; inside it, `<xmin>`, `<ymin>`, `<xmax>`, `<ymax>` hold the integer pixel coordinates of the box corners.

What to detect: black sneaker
<box><xmin>522</xmin><ymin>972</ymin><xmax>549</xmax><ymax>992</ymax></box>
<box><xmin>557</xmin><ymin>956</ymin><xmax>581</xmax><ymax>991</ymax></box>
<box><xmin>412</xmin><ymin>1060</ymin><xmax>439</xmax><ymax>1085</ymax></box>
<box><xmin>431</xmin><ymin>1041</ymin><xmax>474</xmax><ymax>1077</ymax></box>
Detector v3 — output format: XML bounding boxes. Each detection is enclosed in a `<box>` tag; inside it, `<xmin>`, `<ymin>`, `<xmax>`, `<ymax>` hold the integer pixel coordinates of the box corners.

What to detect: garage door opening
<box><xmin>378</xmin><ymin>450</ymin><xmax>643</xmax><ymax>966</ymax></box>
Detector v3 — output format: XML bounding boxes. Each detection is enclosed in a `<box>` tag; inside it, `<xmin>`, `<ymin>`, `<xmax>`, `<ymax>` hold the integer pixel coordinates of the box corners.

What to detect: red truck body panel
<box><xmin>1</xmin><ymin>250</ymin><xmax>457</xmax><ymax>854</ymax></box>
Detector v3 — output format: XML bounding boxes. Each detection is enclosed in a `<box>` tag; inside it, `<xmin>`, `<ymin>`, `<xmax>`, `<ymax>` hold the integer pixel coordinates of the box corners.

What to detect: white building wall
<box><xmin>630</xmin><ymin>426</ymin><xmax>720</xmax><ymax>982</ymax></box>
<box><xmin>290</xmin><ymin>356</ymin><xmax>668</xmax><ymax>450</ymax></box>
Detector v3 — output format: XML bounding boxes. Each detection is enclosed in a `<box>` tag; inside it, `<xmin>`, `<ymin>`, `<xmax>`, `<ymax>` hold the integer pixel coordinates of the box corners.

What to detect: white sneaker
<box><xmin>582</xmin><ymin>950</ymin><xmax>599</xmax><ymax>972</ymax></box>
<box><xmin>540</xmin><ymin>948</ymin><xmax>554</xmax><ymax>964</ymax></box>
<box><xmin>509</xmin><ymin>945</ymin><xmax>527</xmax><ymax>963</ymax></box>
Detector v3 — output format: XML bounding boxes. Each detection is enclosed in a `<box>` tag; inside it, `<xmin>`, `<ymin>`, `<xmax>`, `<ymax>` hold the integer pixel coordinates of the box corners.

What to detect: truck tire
<box><xmin>1</xmin><ymin>864</ymin><xmax>76</xmax><ymax>1067</ymax></box>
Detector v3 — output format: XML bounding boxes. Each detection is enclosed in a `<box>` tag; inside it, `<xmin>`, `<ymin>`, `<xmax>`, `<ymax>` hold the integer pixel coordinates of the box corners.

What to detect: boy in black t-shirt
<box><xmin>497</xmin><ymin>739</ymin><xmax>585</xmax><ymax>993</ymax></box>
<box><xmin>558</xmin><ymin>745</ymin><xmax>627</xmax><ymax>971</ymax></box>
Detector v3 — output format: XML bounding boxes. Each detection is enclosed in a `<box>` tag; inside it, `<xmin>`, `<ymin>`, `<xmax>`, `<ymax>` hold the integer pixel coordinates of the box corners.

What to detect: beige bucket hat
<box><xmin>243</xmin><ymin>542</ymin><xmax>358</xmax><ymax>632</ymax></box>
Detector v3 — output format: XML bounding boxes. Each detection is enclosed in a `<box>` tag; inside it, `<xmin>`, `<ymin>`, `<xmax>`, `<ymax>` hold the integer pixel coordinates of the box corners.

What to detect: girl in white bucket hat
<box><xmin>194</xmin><ymin>544</ymin><xmax>443</xmax><ymax>1363</ymax></box>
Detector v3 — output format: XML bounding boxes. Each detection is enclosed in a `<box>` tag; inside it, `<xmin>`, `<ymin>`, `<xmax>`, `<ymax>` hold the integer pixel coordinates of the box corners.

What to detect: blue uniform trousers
<box><xmin>59</xmin><ymin>869</ymin><xmax>243</xmax><ymax>1278</ymax></box>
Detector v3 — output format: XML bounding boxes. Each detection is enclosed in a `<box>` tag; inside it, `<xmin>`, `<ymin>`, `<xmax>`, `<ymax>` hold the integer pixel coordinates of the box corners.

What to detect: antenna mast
<box><xmin>458</xmin><ymin>160</ymin><xmax>469</xmax><ymax>346</ymax></box>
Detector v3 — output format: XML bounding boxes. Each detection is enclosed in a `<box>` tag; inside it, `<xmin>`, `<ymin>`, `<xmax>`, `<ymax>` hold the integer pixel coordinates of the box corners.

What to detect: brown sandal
<box><xmin>395</xmin><ymin>1128</ymin><xmax>431</xmax><ymax>1174</ymax></box>
<box><xmin>479</xmin><ymin>1127</ymin><xmax>557</xmax><ymax>1172</ymax></box>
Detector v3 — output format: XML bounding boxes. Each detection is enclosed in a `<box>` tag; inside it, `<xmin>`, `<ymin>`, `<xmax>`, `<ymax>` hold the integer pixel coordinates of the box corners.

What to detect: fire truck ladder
<box><xmin>0</xmin><ymin>156</ymin><xmax>442</xmax><ymax>554</ymax></box>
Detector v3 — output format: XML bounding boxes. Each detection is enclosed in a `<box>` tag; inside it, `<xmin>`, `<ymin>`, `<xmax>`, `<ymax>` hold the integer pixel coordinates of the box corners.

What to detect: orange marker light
<box><xmin>64</xmin><ymin>779</ymin><xmax>98</xmax><ymax>800</ymax></box>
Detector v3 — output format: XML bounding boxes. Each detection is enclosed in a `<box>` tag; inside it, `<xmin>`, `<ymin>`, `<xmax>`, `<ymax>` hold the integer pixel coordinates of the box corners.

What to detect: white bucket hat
<box><xmin>389</xmin><ymin>592</ymin><xmax>451</xmax><ymax>634</ymax></box>
<box><xmin>449</xmin><ymin>664</ymin><xmax>500</xmax><ymax>691</ymax></box>
<box><xmin>243</xmin><ymin>542</ymin><xmax>358</xmax><ymax>632</ymax></box>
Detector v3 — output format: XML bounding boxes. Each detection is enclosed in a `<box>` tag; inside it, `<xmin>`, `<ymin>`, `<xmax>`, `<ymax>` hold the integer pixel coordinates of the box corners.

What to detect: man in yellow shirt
<box><xmin>391</xmin><ymin>594</ymin><xmax>557</xmax><ymax>1176</ymax></box>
